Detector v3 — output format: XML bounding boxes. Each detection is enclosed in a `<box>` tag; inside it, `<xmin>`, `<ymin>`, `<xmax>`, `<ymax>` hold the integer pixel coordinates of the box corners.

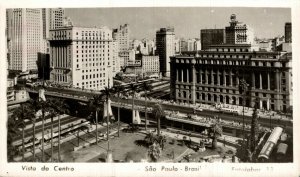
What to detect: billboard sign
<box><xmin>127</xmin><ymin>60</ymin><xmax>142</xmax><ymax>67</ymax></box>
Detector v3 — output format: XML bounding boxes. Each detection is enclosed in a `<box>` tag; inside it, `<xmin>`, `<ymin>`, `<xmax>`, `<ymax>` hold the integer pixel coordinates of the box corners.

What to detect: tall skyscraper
<box><xmin>41</xmin><ymin>8</ymin><xmax>66</xmax><ymax>54</ymax></box>
<box><xmin>49</xmin><ymin>26</ymin><xmax>113</xmax><ymax>90</ymax></box>
<box><xmin>285</xmin><ymin>22</ymin><xmax>292</xmax><ymax>43</ymax></box>
<box><xmin>8</xmin><ymin>8</ymin><xmax>43</xmax><ymax>72</ymax></box>
<box><xmin>113</xmin><ymin>24</ymin><xmax>130</xmax><ymax>52</ymax></box>
<box><xmin>112</xmin><ymin>40</ymin><xmax>120</xmax><ymax>76</ymax></box>
<box><xmin>42</xmin><ymin>8</ymin><xmax>65</xmax><ymax>39</ymax></box>
<box><xmin>225</xmin><ymin>14</ymin><xmax>254</xmax><ymax>45</ymax></box>
<box><xmin>156</xmin><ymin>27</ymin><xmax>175</xmax><ymax>77</ymax></box>
<box><xmin>200</xmin><ymin>29</ymin><xmax>225</xmax><ymax>50</ymax></box>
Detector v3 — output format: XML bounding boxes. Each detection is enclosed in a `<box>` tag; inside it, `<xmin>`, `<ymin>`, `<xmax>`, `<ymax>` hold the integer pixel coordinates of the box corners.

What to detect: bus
<box><xmin>258</xmin><ymin>127</ymin><xmax>283</xmax><ymax>162</ymax></box>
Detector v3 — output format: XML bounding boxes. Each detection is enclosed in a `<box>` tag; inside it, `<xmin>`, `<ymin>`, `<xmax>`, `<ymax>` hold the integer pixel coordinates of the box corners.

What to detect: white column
<box><xmin>259</xmin><ymin>100</ymin><xmax>262</xmax><ymax>109</ymax></box>
<box><xmin>187</xmin><ymin>68</ymin><xmax>189</xmax><ymax>83</ymax></box>
<box><xmin>259</xmin><ymin>73</ymin><xmax>262</xmax><ymax>89</ymax></box>
<box><xmin>229</xmin><ymin>70</ymin><xmax>233</xmax><ymax>87</ymax></box>
<box><xmin>267</xmin><ymin>72</ymin><xmax>270</xmax><ymax>90</ymax></box>
<box><xmin>223</xmin><ymin>70</ymin><xmax>226</xmax><ymax>86</ymax></box>
<box><xmin>205</xmin><ymin>69</ymin><xmax>208</xmax><ymax>84</ymax></box>
<box><xmin>217</xmin><ymin>69</ymin><xmax>220</xmax><ymax>86</ymax></box>
<box><xmin>199</xmin><ymin>69</ymin><xmax>202</xmax><ymax>84</ymax></box>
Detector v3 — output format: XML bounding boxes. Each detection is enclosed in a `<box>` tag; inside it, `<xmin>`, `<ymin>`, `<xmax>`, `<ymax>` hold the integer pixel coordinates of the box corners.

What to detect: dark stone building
<box><xmin>37</xmin><ymin>52</ymin><xmax>50</xmax><ymax>80</ymax></box>
<box><xmin>170</xmin><ymin>44</ymin><xmax>292</xmax><ymax>111</ymax></box>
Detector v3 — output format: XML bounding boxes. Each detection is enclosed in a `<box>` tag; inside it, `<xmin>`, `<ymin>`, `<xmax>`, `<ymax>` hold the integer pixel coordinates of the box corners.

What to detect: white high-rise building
<box><xmin>112</xmin><ymin>40</ymin><xmax>120</xmax><ymax>76</ymax></box>
<box><xmin>42</xmin><ymin>8</ymin><xmax>65</xmax><ymax>54</ymax></box>
<box><xmin>113</xmin><ymin>24</ymin><xmax>130</xmax><ymax>52</ymax></box>
<box><xmin>8</xmin><ymin>8</ymin><xmax>44</xmax><ymax>72</ymax></box>
<box><xmin>42</xmin><ymin>8</ymin><xmax>65</xmax><ymax>39</ymax></box>
<box><xmin>49</xmin><ymin>26</ymin><xmax>113</xmax><ymax>90</ymax></box>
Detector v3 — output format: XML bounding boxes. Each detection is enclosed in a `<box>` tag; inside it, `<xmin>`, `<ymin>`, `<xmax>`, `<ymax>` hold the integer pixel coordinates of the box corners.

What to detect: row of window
<box><xmin>182</xmin><ymin>59</ymin><xmax>278</xmax><ymax>67</ymax></box>
<box><xmin>81</xmin><ymin>73</ymin><xmax>105</xmax><ymax>80</ymax></box>
<box><xmin>76</xmin><ymin>31</ymin><xmax>109</xmax><ymax>37</ymax></box>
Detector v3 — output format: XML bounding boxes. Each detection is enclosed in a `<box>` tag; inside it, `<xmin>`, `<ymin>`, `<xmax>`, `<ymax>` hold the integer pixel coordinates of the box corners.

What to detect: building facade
<box><xmin>170</xmin><ymin>44</ymin><xmax>292</xmax><ymax>111</ymax></box>
<box><xmin>285</xmin><ymin>22</ymin><xmax>292</xmax><ymax>43</ymax></box>
<box><xmin>113</xmin><ymin>24</ymin><xmax>130</xmax><ymax>52</ymax></box>
<box><xmin>49</xmin><ymin>26</ymin><xmax>113</xmax><ymax>90</ymax></box>
<box><xmin>271</xmin><ymin>36</ymin><xmax>285</xmax><ymax>51</ymax></box>
<box><xmin>136</xmin><ymin>54</ymin><xmax>159</xmax><ymax>75</ymax></box>
<box><xmin>156</xmin><ymin>27</ymin><xmax>175</xmax><ymax>77</ymax></box>
<box><xmin>119</xmin><ymin>50</ymin><xmax>136</xmax><ymax>69</ymax></box>
<box><xmin>111</xmin><ymin>40</ymin><xmax>120</xmax><ymax>76</ymax></box>
<box><xmin>200</xmin><ymin>29</ymin><xmax>225</xmax><ymax>50</ymax></box>
<box><xmin>8</xmin><ymin>8</ymin><xmax>44</xmax><ymax>72</ymax></box>
<box><xmin>42</xmin><ymin>8</ymin><xmax>66</xmax><ymax>54</ymax></box>
<box><xmin>225</xmin><ymin>14</ymin><xmax>254</xmax><ymax>45</ymax></box>
<box><xmin>139</xmin><ymin>39</ymin><xmax>155</xmax><ymax>55</ymax></box>
<box><xmin>37</xmin><ymin>53</ymin><xmax>50</xmax><ymax>80</ymax></box>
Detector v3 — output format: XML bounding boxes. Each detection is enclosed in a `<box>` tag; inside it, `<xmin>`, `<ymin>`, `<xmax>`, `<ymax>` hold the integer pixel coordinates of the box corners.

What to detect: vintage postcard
<box><xmin>0</xmin><ymin>0</ymin><xmax>299</xmax><ymax>177</ymax></box>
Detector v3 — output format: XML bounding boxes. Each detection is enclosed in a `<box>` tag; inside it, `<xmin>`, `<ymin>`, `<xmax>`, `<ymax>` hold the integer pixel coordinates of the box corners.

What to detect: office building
<box><xmin>140</xmin><ymin>39</ymin><xmax>155</xmax><ymax>55</ymax></box>
<box><xmin>156</xmin><ymin>27</ymin><xmax>175</xmax><ymax>77</ymax></box>
<box><xmin>271</xmin><ymin>36</ymin><xmax>285</xmax><ymax>51</ymax></box>
<box><xmin>225</xmin><ymin>14</ymin><xmax>254</xmax><ymax>45</ymax></box>
<box><xmin>113</xmin><ymin>24</ymin><xmax>130</xmax><ymax>52</ymax></box>
<box><xmin>258</xmin><ymin>40</ymin><xmax>272</xmax><ymax>52</ymax></box>
<box><xmin>49</xmin><ymin>26</ymin><xmax>113</xmax><ymax>90</ymax></box>
<box><xmin>136</xmin><ymin>54</ymin><xmax>159</xmax><ymax>75</ymax></box>
<box><xmin>37</xmin><ymin>53</ymin><xmax>50</xmax><ymax>80</ymax></box>
<box><xmin>42</xmin><ymin>8</ymin><xmax>66</xmax><ymax>54</ymax></box>
<box><xmin>8</xmin><ymin>8</ymin><xmax>44</xmax><ymax>72</ymax></box>
<box><xmin>111</xmin><ymin>40</ymin><xmax>120</xmax><ymax>76</ymax></box>
<box><xmin>42</xmin><ymin>8</ymin><xmax>65</xmax><ymax>39</ymax></box>
<box><xmin>170</xmin><ymin>44</ymin><xmax>292</xmax><ymax>111</ymax></box>
<box><xmin>201</xmin><ymin>29</ymin><xmax>225</xmax><ymax>50</ymax></box>
<box><xmin>119</xmin><ymin>49</ymin><xmax>136</xmax><ymax>69</ymax></box>
<box><xmin>285</xmin><ymin>23</ymin><xmax>292</xmax><ymax>43</ymax></box>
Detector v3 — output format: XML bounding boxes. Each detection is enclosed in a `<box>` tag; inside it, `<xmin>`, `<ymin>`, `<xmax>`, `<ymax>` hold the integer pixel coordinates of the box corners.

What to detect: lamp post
<box><xmin>239</xmin><ymin>78</ymin><xmax>248</xmax><ymax>144</ymax></box>
<box><xmin>269</xmin><ymin>115</ymin><xmax>272</xmax><ymax>130</ymax></box>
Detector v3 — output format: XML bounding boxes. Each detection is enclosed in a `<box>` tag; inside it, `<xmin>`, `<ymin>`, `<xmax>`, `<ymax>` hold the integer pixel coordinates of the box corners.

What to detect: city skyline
<box><xmin>65</xmin><ymin>7</ymin><xmax>291</xmax><ymax>40</ymax></box>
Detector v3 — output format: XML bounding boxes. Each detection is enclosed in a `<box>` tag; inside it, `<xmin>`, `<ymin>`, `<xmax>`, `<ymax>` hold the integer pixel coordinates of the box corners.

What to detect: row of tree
<box><xmin>8</xmin><ymin>81</ymin><xmax>155</xmax><ymax>162</ymax></box>
<box><xmin>8</xmin><ymin>97</ymin><xmax>68</xmax><ymax>162</ymax></box>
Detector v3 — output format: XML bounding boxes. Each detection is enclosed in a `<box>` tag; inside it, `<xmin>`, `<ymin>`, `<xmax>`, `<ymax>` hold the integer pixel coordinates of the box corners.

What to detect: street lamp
<box><xmin>239</xmin><ymin>78</ymin><xmax>248</xmax><ymax>144</ymax></box>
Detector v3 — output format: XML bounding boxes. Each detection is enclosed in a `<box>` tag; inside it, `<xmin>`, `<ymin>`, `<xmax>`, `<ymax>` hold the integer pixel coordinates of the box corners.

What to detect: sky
<box><xmin>65</xmin><ymin>7</ymin><xmax>291</xmax><ymax>40</ymax></box>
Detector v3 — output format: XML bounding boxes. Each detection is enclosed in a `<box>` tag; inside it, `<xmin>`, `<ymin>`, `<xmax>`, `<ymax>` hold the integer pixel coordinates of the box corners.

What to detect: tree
<box><xmin>32</xmin><ymin>98</ymin><xmax>51</xmax><ymax>162</ymax></box>
<box><xmin>89</xmin><ymin>94</ymin><xmax>103</xmax><ymax>144</ymax></box>
<box><xmin>113</xmin><ymin>85</ymin><xmax>125</xmax><ymax>137</ymax></box>
<box><xmin>152</xmin><ymin>103</ymin><xmax>165</xmax><ymax>136</ymax></box>
<box><xmin>156</xmin><ymin>135</ymin><xmax>167</xmax><ymax>150</ymax></box>
<box><xmin>209</xmin><ymin>123</ymin><xmax>223</xmax><ymax>149</ymax></box>
<box><xmin>250</xmin><ymin>103</ymin><xmax>259</xmax><ymax>153</ymax></box>
<box><xmin>141</xmin><ymin>82</ymin><xmax>153</xmax><ymax>131</ymax></box>
<box><xmin>7</xmin><ymin>115</ymin><xmax>20</xmax><ymax>161</ymax></box>
<box><xmin>144</xmin><ymin>132</ymin><xmax>155</xmax><ymax>146</ymax></box>
<box><xmin>50</xmin><ymin>99</ymin><xmax>69</xmax><ymax>162</ymax></box>
<box><xmin>148</xmin><ymin>142</ymin><xmax>162</xmax><ymax>162</ymax></box>
<box><xmin>10</xmin><ymin>103</ymin><xmax>35</xmax><ymax>161</ymax></box>
<box><xmin>28</xmin><ymin>99</ymin><xmax>39</xmax><ymax>162</ymax></box>
<box><xmin>47</xmin><ymin>106</ymin><xmax>57</xmax><ymax>162</ymax></box>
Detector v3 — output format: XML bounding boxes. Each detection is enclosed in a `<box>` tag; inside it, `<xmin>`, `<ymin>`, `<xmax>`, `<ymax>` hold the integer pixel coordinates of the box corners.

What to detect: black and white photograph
<box><xmin>1</xmin><ymin>1</ymin><xmax>299</xmax><ymax>177</ymax></box>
